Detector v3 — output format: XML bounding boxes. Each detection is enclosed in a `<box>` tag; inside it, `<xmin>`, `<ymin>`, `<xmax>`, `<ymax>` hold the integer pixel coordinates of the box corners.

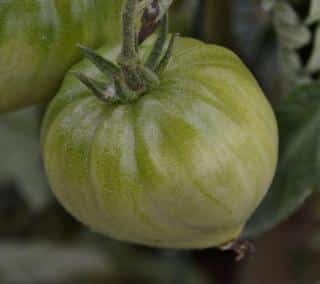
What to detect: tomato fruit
<box><xmin>41</xmin><ymin>30</ymin><xmax>278</xmax><ymax>248</ymax></box>
<box><xmin>0</xmin><ymin>0</ymin><xmax>123</xmax><ymax>112</ymax></box>
<box><xmin>42</xmin><ymin>0</ymin><xmax>278</xmax><ymax>248</ymax></box>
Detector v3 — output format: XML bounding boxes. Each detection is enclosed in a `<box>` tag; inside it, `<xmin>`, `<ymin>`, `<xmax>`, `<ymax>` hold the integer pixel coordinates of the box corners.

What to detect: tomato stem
<box><xmin>75</xmin><ymin>0</ymin><xmax>177</xmax><ymax>104</ymax></box>
<box><xmin>118</xmin><ymin>0</ymin><xmax>139</xmax><ymax>65</ymax></box>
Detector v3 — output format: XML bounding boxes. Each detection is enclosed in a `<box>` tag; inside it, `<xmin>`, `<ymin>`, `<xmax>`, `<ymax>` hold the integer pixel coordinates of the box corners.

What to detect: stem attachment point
<box><xmin>75</xmin><ymin>0</ymin><xmax>176</xmax><ymax>104</ymax></box>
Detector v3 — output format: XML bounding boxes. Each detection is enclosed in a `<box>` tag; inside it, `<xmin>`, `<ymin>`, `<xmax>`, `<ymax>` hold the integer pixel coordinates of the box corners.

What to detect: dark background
<box><xmin>1</xmin><ymin>1</ymin><xmax>320</xmax><ymax>283</ymax></box>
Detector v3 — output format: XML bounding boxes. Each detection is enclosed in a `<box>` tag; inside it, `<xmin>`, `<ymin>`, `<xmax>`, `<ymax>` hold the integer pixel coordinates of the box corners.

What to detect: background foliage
<box><xmin>1</xmin><ymin>1</ymin><xmax>320</xmax><ymax>283</ymax></box>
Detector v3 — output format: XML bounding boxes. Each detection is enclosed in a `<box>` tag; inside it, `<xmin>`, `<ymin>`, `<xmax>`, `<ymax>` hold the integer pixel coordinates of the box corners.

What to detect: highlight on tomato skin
<box><xmin>0</xmin><ymin>0</ymin><xmax>124</xmax><ymax>113</ymax></box>
<box><xmin>41</xmin><ymin>31</ymin><xmax>279</xmax><ymax>249</ymax></box>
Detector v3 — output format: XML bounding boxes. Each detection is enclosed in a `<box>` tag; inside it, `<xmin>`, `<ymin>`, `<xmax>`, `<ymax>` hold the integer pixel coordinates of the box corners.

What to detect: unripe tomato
<box><xmin>42</xmin><ymin>37</ymin><xmax>278</xmax><ymax>249</ymax></box>
<box><xmin>0</xmin><ymin>0</ymin><xmax>123</xmax><ymax>112</ymax></box>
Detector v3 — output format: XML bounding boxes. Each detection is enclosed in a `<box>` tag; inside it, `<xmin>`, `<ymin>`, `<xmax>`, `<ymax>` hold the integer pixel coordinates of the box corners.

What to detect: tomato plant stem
<box><xmin>75</xmin><ymin>0</ymin><xmax>177</xmax><ymax>104</ymax></box>
<box><xmin>118</xmin><ymin>0</ymin><xmax>138</xmax><ymax>63</ymax></box>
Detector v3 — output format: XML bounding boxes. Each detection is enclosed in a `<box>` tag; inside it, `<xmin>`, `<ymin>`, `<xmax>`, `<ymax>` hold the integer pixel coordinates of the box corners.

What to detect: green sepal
<box><xmin>146</xmin><ymin>13</ymin><xmax>169</xmax><ymax>70</ymax></box>
<box><xmin>156</xmin><ymin>33</ymin><xmax>178</xmax><ymax>74</ymax></box>
<box><xmin>77</xmin><ymin>44</ymin><xmax>120</xmax><ymax>78</ymax></box>
<box><xmin>114</xmin><ymin>76</ymin><xmax>140</xmax><ymax>102</ymax></box>
<box><xmin>137</xmin><ymin>66</ymin><xmax>160</xmax><ymax>88</ymax></box>
<box><xmin>73</xmin><ymin>72</ymin><xmax>120</xmax><ymax>103</ymax></box>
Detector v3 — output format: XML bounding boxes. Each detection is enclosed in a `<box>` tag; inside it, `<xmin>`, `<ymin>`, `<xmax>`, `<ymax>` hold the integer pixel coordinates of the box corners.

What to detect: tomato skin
<box><xmin>42</xmin><ymin>37</ymin><xmax>278</xmax><ymax>249</ymax></box>
<box><xmin>0</xmin><ymin>0</ymin><xmax>123</xmax><ymax>112</ymax></box>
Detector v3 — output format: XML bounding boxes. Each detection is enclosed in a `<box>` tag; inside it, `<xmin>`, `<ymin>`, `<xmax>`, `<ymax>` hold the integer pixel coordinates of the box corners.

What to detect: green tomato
<box><xmin>41</xmin><ymin>37</ymin><xmax>278</xmax><ymax>249</ymax></box>
<box><xmin>0</xmin><ymin>0</ymin><xmax>123</xmax><ymax>113</ymax></box>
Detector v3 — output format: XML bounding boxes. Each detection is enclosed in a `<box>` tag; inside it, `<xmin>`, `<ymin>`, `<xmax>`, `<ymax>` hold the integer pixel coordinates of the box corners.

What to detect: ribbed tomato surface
<box><xmin>42</xmin><ymin>37</ymin><xmax>278</xmax><ymax>249</ymax></box>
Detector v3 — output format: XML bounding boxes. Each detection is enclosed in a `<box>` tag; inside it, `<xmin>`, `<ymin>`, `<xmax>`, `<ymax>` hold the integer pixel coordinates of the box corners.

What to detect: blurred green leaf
<box><xmin>244</xmin><ymin>83</ymin><xmax>320</xmax><ymax>237</ymax></box>
<box><xmin>0</xmin><ymin>242</ymin><xmax>114</xmax><ymax>284</ymax></box>
<box><xmin>261</xmin><ymin>0</ymin><xmax>276</xmax><ymax>11</ymax></box>
<box><xmin>273</xmin><ymin>2</ymin><xmax>311</xmax><ymax>50</ymax></box>
<box><xmin>306</xmin><ymin>0</ymin><xmax>320</xmax><ymax>24</ymax></box>
<box><xmin>307</xmin><ymin>26</ymin><xmax>320</xmax><ymax>72</ymax></box>
<box><xmin>0</xmin><ymin>107</ymin><xmax>50</xmax><ymax>209</ymax></box>
<box><xmin>115</xmin><ymin>251</ymin><xmax>211</xmax><ymax>284</ymax></box>
<box><xmin>278</xmin><ymin>48</ymin><xmax>312</xmax><ymax>92</ymax></box>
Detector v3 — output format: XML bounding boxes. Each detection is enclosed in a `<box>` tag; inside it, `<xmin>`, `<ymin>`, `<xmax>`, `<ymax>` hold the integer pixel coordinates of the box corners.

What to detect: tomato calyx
<box><xmin>75</xmin><ymin>0</ymin><xmax>177</xmax><ymax>104</ymax></box>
